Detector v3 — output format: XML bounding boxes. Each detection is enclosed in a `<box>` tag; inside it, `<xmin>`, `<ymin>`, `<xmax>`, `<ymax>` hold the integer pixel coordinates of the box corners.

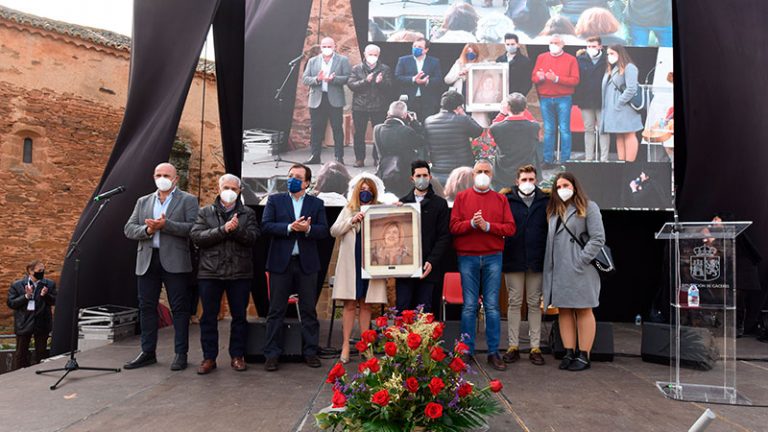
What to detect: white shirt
<box><xmin>151</xmin><ymin>188</ymin><xmax>176</xmax><ymax>248</ymax></box>
<box><xmin>321</xmin><ymin>54</ymin><xmax>334</xmax><ymax>93</ymax></box>
<box><xmin>414</xmin><ymin>56</ymin><xmax>425</xmax><ymax>97</ymax></box>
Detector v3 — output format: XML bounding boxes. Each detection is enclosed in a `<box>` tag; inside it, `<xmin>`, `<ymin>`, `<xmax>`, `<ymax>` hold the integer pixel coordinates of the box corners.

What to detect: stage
<box><xmin>1</xmin><ymin>321</ymin><xmax>766</xmax><ymax>432</ymax></box>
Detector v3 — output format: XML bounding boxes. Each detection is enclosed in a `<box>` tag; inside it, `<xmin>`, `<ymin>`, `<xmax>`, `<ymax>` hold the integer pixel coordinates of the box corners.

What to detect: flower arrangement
<box><xmin>470</xmin><ymin>130</ymin><xmax>497</xmax><ymax>163</ymax></box>
<box><xmin>316</xmin><ymin>309</ymin><xmax>503</xmax><ymax>432</ymax></box>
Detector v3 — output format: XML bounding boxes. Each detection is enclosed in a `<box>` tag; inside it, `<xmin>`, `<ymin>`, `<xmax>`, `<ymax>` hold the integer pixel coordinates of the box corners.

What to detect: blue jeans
<box><xmin>457</xmin><ymin>253</ymin><xmax>502</xmax><ymax>355</ymax></box>
<box><xmin>629</xmin><ymin>25</ymin><xmax>673</xmax><ymax>47</ymax></box>
<box><xmin>540</xmin><ymin>96</ymin><xmax>572</xmax><ymax>163</ymax></box>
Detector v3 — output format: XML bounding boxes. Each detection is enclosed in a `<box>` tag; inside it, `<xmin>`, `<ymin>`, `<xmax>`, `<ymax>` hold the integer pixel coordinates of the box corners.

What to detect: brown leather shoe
<box><xmin>529</xmin><ymin>349</ymin><xmax>545</xmax><ymax>366</ymax></box>
<box><xmin>502</xmin><ymin>348</ymin><xmax>520</xmax><ymax>363</ymax></box>
<box><xmin>487</xmin><ymin>353</ymin><xmax>507</xmax><ymax>371</ymax></box>
<box><xmin>197</xmin><ymin>359</ymin><xmax>217</xmax><ymax>375</ymax></box>
<box><xmin>353</xmin><ymin>160</ymin><xmax>365</xmax><ymax>168</ymax></box>
<box><xmin>231</xmin><ymin>357</ymin><xmax>247</xmax><ymax>372</ymax></box>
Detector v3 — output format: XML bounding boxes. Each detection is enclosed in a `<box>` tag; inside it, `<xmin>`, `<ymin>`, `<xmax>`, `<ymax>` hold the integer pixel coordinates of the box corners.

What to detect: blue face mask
<box><xmin>466</xmin><ymin>52</ymin><xmax>477</xmax><ymax>61</ymax></box>
<box><xmin>287</xmin><ymin>177</ymin><xmax>303</xmax><ymax>193</ymax></box>
<box><xmin>359</xmin><ymin>190</ymin><xmax>374</xmax><ymax>204</ymax></box>
<box><xmin>412</xmin><ymin>47</ymin><xmax>424</xmax><ymax>57</ymax></box>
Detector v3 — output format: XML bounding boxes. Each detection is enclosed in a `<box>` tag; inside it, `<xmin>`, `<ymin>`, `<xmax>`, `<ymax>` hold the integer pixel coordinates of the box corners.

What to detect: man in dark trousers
<box><xmin>261</xmin><ymin>164</ymin><xmax>330</xmax><ymax>372</ymax></box>
<box><xmin>395</xmin><ymin>37</ymin><xmax>444</xmax><ymax>123</ymax></box>
<box><xmin>7</xmin><ymin>259</ymin><xmax>56</xmax><ymax>369</ymax></box>
<box><xmin>496</xmin><ymin>33</ymin><xmax>533</xmax><ymax>96</ymax></box>
<box><xmin>396</xmin><ymin>160</ymin><xmax>452</xmax><ymax>314</ymax></box>
<box><xmin>124</xmin><ymin>162</ymin><xmax>199</xmax><ymax>371</ymax></box>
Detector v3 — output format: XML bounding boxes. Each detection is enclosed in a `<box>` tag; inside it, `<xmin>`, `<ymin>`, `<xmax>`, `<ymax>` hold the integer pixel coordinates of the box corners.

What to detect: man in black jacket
<box><xmin>347</xmin><ymin>44</ymin><xmax>393</xmax><ymax>168</ymax></box>
<box><xmin>501</xmin><ymin>165</ymin><xmax>549</xmax><ymax>365</ymax></box>
<box><xmin>423</xmin><ymin>90</ymin><xmax>483</xmax><ymax>185</ymax></box>
<box><xmin>396</xmin><ymin>160</ymin><xmax>452</xmax><ymax>314</ymax></box>
<box><xmin>496</xmin><ymin>33</ymin><xmax>533</xmax><ymax>96</ymax></box>
<box><xmin>490</xmin><ymin>93</ymin><xmax>540</xmax><ymax>189</ymax></box>
<box><xmin>190</xmin><ymin>174</ymin><xmax>260</xmax><ymax>375</ymax></box>
<box><xmin>374</xmin><ymin>101</ymin><xmax>426</xmax><ymax>198</ymax></box>
<box><xmin>7</xmin><ymin>260</ymin><xmax>56</xmax><ymax>369</ymax></box>
<box><xmin>574</xmin><ymin>36</ymin><xmax>609</xmax><ymax>161</ymax></box>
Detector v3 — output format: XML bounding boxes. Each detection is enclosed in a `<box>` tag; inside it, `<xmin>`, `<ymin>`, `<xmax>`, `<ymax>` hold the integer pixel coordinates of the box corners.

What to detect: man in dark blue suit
<box><xmin>395</xmin><ymin>37</ymin><xmax>444</xmax><ymax>123</ymax></box>
<box><xmin>261</xmin><ymin>163</ymin><xmax>329</xmax><ymax>371</ymax></box>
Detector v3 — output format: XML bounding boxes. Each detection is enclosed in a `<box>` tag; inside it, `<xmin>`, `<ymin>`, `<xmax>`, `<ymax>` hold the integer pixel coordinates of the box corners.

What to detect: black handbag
<box><xmin>610</xmin><ymin>75</ymin><xmax>647</xmax><ymax>112</ymax></box>
<box><xmin>560</xmin><ymin>218</ymin><xmax>616</xmax><ymax>274</ymax></box>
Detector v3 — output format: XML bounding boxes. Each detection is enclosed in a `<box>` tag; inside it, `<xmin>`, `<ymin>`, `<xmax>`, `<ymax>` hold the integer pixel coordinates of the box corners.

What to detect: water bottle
<box><xmin>635</xmin><ymin>314</ymin><xmax>642</xmax><ymax>326</ymax></box>
<box><xmin>688</xmin><ymin>284</ymin><xmax>700</xmax><ymax>308</ymax></box>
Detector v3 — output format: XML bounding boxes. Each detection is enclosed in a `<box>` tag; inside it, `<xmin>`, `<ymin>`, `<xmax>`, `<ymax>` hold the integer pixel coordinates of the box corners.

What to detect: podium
<box><xmin>655</xmin><ymin>221</ymin><xmax>752</xmax><ymax>405</ymax></box>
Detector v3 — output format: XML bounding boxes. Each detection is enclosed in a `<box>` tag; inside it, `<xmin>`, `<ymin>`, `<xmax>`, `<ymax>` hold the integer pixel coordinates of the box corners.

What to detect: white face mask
<box><xmin>586</xmin><ymin>47</ymin><xmax>599</xmax><ymax>58</ymax></box>
<box><xmin>557</xmin><ymin>187</ymin><xmax>574</xmax><ymax>202</ymax></box>
<box><xmin>321</xmin><ymin>47</ymin><xmax>334</xmax><ymax>57</ymax></box>
<box><xmin>220</xmin><ymin>189</ymin><xmax>238</xmax><ymax>204</ymax></box>
<box><xmin>155</xmin><ymin>177</ymin><xmax>173</xmax><ymax>192</ymax></box>
<box><xmin>608</xmin><ymin>54</ymin><xmax>618</xmax><ymax>65</ymax></box>
<box><xmin>549</xmin><ymin>44</ymin><xmax>563</xmax><ymax>55</ymax></box>
<box><xmin>366</xmin><ymin>55</ymin><xmax>378</xmax><ymax>65</ymax></box>
<box><xmin>518</xmin><ymin>181</ymin><xmax>536</xmax><ymax>195</ymax></box>
<box><xmin>474</xmin><ymin>173</ymin><xmax>491</xmax><ymax>190</ymax></box>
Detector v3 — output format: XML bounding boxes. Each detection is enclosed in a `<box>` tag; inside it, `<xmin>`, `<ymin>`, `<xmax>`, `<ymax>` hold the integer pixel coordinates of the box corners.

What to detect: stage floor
<box><xmin>1</xmin><ymin>322</ymin><xmax>766</xmax><ymax>432</ymax></box>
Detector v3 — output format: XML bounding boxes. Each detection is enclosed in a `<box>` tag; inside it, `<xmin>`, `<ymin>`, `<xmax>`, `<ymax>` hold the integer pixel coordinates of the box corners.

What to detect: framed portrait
<box><xmin>466</xmin><ymin>63</ymin><xmax>508</xmax><ymax>112</ymax></box>
<box><xmin>360</xmin><ymin>204</ymin><xmax>422</xmax><ymax>279</ymax></box>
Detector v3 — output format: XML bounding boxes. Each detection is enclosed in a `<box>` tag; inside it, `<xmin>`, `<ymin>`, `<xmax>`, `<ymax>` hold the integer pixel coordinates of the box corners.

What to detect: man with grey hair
<box><xmin>489</xmin><ymin>92</ymin><xmax>540</xmax><ymax>187</ymax></box>
<box><xmin>124</xmin><ymin>162</ymin><xmax>199</xmax><ymax>371</ymax></box>
<box><xmin>373</xmin><ymin>100</ymin><xmax>426</xmax><ymax>197</ymax></box>
<box><xmin>348</xmin><ymin>43</ymin><xmax>393</xmax><ymax>168</ymax></box>
<box><xmin>190</xmin><ymin>174</ymin><xmax>260</xmax><ymax>375</ymax></box>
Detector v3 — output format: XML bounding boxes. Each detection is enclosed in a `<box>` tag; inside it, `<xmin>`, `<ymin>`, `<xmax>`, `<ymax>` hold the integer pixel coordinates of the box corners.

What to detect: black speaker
<box><xmin>640</xmin><ymin>322</ymin><xmax>719</xmax><ymax>370</ymax></box>
<box><xmin>549</xmin><ymin>321</ymin><xmax>614</xmax><ymax>361</ymax></box>
<box><xmin>245</xmin><ymin>318</ymin><xmax>303</xmax><ymax>363</ymax></box>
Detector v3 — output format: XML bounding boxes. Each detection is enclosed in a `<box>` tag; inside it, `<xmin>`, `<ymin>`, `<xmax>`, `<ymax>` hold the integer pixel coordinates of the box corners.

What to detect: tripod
<box><xmin>36</xmin><ymin>198</ymin><xmax>121</xmax><ymax>390</ymax></box>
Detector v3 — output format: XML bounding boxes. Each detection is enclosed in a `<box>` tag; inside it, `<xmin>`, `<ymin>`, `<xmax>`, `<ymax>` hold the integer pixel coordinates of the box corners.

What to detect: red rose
<box><xmin>384</xmin><ymin>341</ymin><xmax>397</xmax><ymax>357</ymax></box>
<box><xmin>428</xmin><ymin>377</ymin><xmax>445</xmax><ymax>396</ymax></box>
<box><xmin>375</xmin><ymin>316</ymin><xmax>388</xmax><ymax>328</ymax></box>
<box><xmin>402</xmin><ymin>310</ymin><xmax>416</xmax><ymax>324</ymax></box>
<box><xmin>366</xmin><ymin>357</ymin><xmax>381</xmax><ymax>373</ymax></box>
<box><xmin>405</xmin><ymin>376</ymin><xmax>419</xmax><ymax>393</ymax></box>
<box><xmin>458</xmin><ymin>382</ymin><xmax>473</xmax><ymax>398</ymax></box>
<box><xmin>449</xmin><ymin>357</ymin><xmax>467</xmax><ymax>373</ymax></box>
<box><xmin>326</xmin><ymin>362</ymin><xmax>346</xmax><ymax>383</ymax></box>
<box><xmin>455</xmin><ymin>342</ymin><xmax>469</xmax><ymax>354</ymax></box>
<box><xmin>358</xmin><ymin>362</ymin><xmax>367</xmax><ymax>373</ymax></box>
<box><xmin>362</xmin><ymin>329</ymin><xmax>377</xmax><ymax>344</ymax></box>
<box><xmin>424</xmin><ymin>313</ymin><xmax>435</xmax><ymax>324</ymax></box>
<box><xmin>371</xmin><ymin>389</ymin><xmax>390</xmax><ymax>406</ymax></box>
<box><xmin>394</xmin><ymin>317</ymin><xmax>404</xmax><ymax>328</ymax></box>
<box><xmin>482</xmin><ymin>144</ymin><xmax>489</xmax><ymax>151</ymax></box>
<box><xmin>424</xmin><ymin>402</ymin><xmax>443</xmax><ymax>419</ymax></box>
<box><xmin>407</xmin><ymin>333</ymin><xmax>422</xmax><ymax>350</ymax></box>
<box><xmin>356</xmin><ymin>340</ymin><xmax>368</xmax><ymax>353</ymax></box>
<box><xmin>431</xmin><ymin>323</ymin><xmax>445</xmax><ymax>340</ymax></box>
<box><xmin>384</xmin><ymin>328</ymin><xmax>395</xmax><ymax>339</ymax></box>
<box><xmin>430</xmin><ymin>346</ymin><xmax>447</xmax><ymax>362</ymax></box>
<box><xmin>331</xmin><ymin>390</ymin><xmax>347</xmax><ymax>408</ymax></box>
<box><xmin>489</xmin><ymin>379</ymin><xmax>503</xmax><ymax>393</ymax></box>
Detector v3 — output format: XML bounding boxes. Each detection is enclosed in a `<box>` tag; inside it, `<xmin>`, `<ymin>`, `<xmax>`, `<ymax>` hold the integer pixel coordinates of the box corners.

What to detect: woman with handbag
<box><xmin>330</xmin><ymin>173</ymin><xmax>389</xmax><ymax>363</ymax></box>
<box><xmin>543</xmin><ymin>172</ymin><xmax>606</xmax><ymax>371</ymax></box>
<box><xmin>601</xmin><ymin>44</ymin><xmax>643</xmax><ymax>162</ymax></box>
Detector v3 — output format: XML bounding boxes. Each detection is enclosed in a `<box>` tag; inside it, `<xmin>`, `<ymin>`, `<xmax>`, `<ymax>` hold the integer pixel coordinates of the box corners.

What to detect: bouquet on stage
<box><xmin>315</xmin><ymin>309</ymin><xmax>502</xmax><ymax>431</ymax></box>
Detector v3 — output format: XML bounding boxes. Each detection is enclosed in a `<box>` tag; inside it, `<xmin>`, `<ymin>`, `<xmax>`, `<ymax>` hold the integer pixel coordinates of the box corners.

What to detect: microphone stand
<box><xmin>36</xmin><ymin>198</ymin><xmax>121</xmax><ymax>390</ymax></box>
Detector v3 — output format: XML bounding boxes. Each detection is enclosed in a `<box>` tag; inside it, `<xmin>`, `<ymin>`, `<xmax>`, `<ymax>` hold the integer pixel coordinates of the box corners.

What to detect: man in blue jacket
<box><xmin>261</xmin><ymin>164</ymin><xmax>330</xmax><ymax>371</ymax></box>
<box><xmin>501</xmin><ymin>165</ymin><xmax>549</xmax><ymax>365</ymax></box>
<box><xmin>395</xmin><ymin>37</ymin><xmax>443</xmax><ymax>123</ymax></box>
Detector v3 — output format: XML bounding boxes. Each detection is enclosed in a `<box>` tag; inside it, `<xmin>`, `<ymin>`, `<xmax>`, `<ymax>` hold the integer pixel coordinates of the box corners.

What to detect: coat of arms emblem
<box><xmin>690</xmin><ymin>244</ymin><xmax>720</xmax><ymax>282</ymax></box>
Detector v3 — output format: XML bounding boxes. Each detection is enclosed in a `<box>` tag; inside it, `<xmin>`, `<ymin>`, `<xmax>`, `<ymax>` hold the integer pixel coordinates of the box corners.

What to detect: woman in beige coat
<box><xmin>331</xmin><ymin>173</ymin><xmax>388</xmax><ymax>363</ymax></box>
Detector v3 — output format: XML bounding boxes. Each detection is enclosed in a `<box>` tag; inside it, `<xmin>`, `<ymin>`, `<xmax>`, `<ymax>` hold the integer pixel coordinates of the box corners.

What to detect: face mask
<box><xmin>155</xmin><ymin>177</ymin><xmax>173</xmax><ymax>192</ymax></box>
<box><xmin>220</xmin><ymin>189</ymin><xmax>238</xmax><ymax>204</ymax></box>
<box><xmin>586</xmin><ymin>47</ymin><xmax>599</xmax><ymax>58</ymax></box>
<box><xmin>506</xmin><ymin>45</ymin><xmax>517</xmax><ymax>54</ymax></box>
<box><xmin>359</xmin><ymin>190</ymin><xmax>373</xmax><ymax>204</ymax></box>
<box><xmin>33</xmin><ymin>271</ymin><xmax>45</xmax><ymax>280</ymax></box>
<box><xmin>549</xmin><ymin>44</ymin><xmax>562</xmax><ymax>55</ymax></box>
<box><xmin>518</xmin><ymin>181</ymin><xmax>535</xmax><ymax>195</ymax></box>
<box><xmin>287</xmin><ymin>177</ymin><xmax>303</xmax><ymax>193</ymax></box>
<box><xmin>412</xmin><ymin>47</ymin><xmax>424</xmax><ymax>57</ymax></box>
<box><xmin>466</xmin><ymin>52</ymin><xmax>477</xmax><ymax>61</ymax></box>
<box><xmin>608</xmin><ymin>54</ymin><xmax>618</xmax><ymax>65</ymax></box>
<box><xmin>365</xmin><ymin>55</ymin><xmax>378</xmax><ymax>65</ymax></box>
<box><xmin>474</xmin><ymin>173</ymin><xmax>491</xmax><ymax>189</ymax></box>
<box><xmin>414</xmin><ymin>177</ymin><xmax>430</xmax><ymax>191</ymax></box>
<box><xmin>321</xmin><ymin>47</ymin><xmax>334</xmax><ymax>57</ymax></box>
<box><xmin>557</xmin><ymin>188</ymin><xmax>574</xmax><ymax>202</ymax></box>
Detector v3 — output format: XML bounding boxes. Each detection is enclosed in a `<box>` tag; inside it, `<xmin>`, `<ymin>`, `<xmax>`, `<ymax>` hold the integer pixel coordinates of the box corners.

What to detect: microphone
<box><xmin>93</xmin><ymin>185</ymin><xmax>126</xmax><ymax>202</ymax></box>
<box><xmin>288</xmin><ymin>53</ymin><xmax>304</xmax><ymax>66</ymax></box>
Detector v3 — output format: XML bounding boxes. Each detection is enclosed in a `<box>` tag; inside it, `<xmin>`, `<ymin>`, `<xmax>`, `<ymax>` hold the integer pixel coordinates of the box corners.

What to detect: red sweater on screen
<box><xmin>531</xmin><ymin>52</ymin><xmax>580</xmax><ymax>98</ymax></box>
<box><xmin>450</xmin><ymin>188</ymin><xmax>516</xmax><ymax>256</ymax></box>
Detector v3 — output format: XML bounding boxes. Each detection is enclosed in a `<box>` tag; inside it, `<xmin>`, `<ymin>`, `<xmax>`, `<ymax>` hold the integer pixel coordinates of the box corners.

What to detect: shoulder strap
<box><xmin>560</xmin><ymin>217</ymin><xmax>586</xmax><ymax>248</ymax></box>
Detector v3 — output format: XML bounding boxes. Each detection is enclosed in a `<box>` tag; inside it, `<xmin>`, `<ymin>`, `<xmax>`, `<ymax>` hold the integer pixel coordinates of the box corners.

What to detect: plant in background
<box><xmin>316</xmin><ymin>308</ymin><xmax>503</xmax><ymax>431</ymax></box>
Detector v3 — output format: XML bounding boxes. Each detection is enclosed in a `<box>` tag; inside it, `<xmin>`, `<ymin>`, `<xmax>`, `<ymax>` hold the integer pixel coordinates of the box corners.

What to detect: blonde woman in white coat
<box><xmin>331</xmin><ymin>173</ymin><xmax>389</xmax><ymax>363</ymax></box>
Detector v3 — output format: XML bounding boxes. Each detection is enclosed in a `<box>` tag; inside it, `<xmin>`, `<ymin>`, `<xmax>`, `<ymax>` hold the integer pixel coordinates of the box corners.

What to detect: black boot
<box><xmin>558</xmin><ymin>348</ymin><xmax>575</xmax><ymax>370</ymax></box>
<box><xmin>567</xmin><ymin>351</ymin><xmax>591</xmax><ymax>371</ymax></box>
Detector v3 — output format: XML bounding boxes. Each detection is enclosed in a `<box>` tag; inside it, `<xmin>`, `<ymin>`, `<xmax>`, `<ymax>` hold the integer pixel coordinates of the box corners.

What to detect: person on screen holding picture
<box><xmin>601</xmin><ymin>44</ymin><xmax>643</xmax><ymax>162</ymax></box>
<box><xmin>489</xmin><ymin>93</ymin><xmax>540</xmax><ymax>189</ymax></box>
<box><xmin>543</xmin><ymin>172</ymin><xmax>605</xmax><ymax>371</ymax></box>
<box><xmin>7</xmin><ymin>260</ymin><xmax>56</xmax><ymax>369</ymax></box>
<box><xmin>450</xmin><ymin>159</ymin><xmax>516</xmax><ymax>371</ymax></box>
<box><xmin>395</xmin><ymin>37</ymin><xmax>443</xmax><ymax>123</ymax></box>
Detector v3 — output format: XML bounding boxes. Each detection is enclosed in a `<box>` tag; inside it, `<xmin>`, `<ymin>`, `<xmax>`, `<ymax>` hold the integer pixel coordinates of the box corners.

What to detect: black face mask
<box><xmin>33</xmin><ymin>270</ymin><xmax>45</xmax><ymax>280</ymax></box>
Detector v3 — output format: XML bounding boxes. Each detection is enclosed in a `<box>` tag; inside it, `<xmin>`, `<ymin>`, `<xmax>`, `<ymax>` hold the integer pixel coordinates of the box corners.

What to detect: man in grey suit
<box><xmin>123</xmin><ymin>162</ymin><xmax>199</xmax><ymax>371</ymax></box>
<box><xmin>302</xmin><ymin>36</ymin><xmax>351</xmax><ymax>165</ymax></box>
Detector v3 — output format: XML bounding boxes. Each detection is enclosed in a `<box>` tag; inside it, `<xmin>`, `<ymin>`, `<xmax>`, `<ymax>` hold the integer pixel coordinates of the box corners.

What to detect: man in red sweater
<box><xmin>450</xmin><ymin>160</ymin><xmax>516</xmax><ymax>370</ymax></box>
<box><xmin>531</xmin><ymin>34</ymin><xmax>580</xmax><ymax>165</ymax></box>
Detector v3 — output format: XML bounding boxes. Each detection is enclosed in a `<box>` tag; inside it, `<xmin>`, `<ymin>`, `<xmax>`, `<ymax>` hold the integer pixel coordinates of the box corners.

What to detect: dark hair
<box><xmin>539</xmin><ymin>16</ymin><xmax>576</xmax><ymax>36</ymax></box>
<box><xmin>289</xmin><ymin>163</ymin><xmax>312</xmax><ymax>183</ymax></box>
<box><xmin>26</xmin><ymin>259</ymin><xmax>42</xmax><ymax>274</ymax></box>
<box><xmin>546</xmin><ymin>171</ymin><xmax>589</xmax><ymax>219</ymax></box>
<box><xmin>586</xmin><ymin>35</ymin><xmax>602</xmax><ymax>45</ymax></box>
<box><xmin>442</xmin><ymin>3</ymin><xmax>480</xmax><ymax>33</ymax></box>
<box><xmin>415</xmin><ymin>37</ymin><xmax>431</xmax><ymax>49</ymax></box>
<box><xmin>517</xmin><ymin>164</ymin><xmax>537</xmax><ymax>177</ymax></box>
<box><xmin>314</xmin><ymin>161</ymin><xmax>350</xmax><ymax>194</ymax></box>
<box><xmin>440</xmin><ymin>90</ymin><xmax>465</xmax><ymax>111</ymax></box>
<box><xmin>606</xmin><ymin>44</ymin><xmax>634</xmax><ymax>74</ymax></box>
<box><xmin>503</xmin><ymin>33</ymin><xmax>519</xmax><ymax>43</ymax></box>
<box><xmin>411</xmin><ymin>159</ymin><xmax>431</xmax><ymax>175</ymax></box>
